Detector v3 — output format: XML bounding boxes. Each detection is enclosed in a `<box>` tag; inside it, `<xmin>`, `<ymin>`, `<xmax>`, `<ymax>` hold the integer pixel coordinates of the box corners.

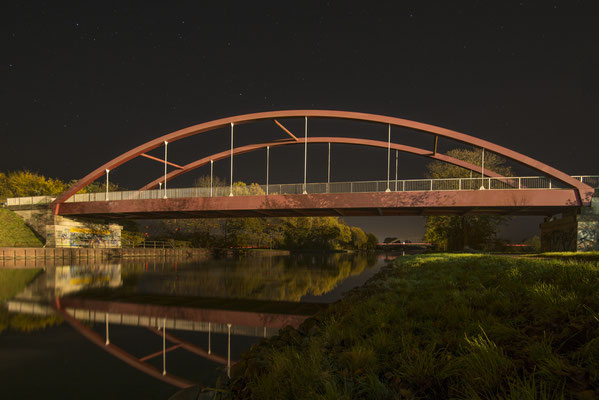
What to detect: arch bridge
<box><xmin>51</xmin><ymin>110</ymin><xmax>595</xmax><ymax>219</ymax></box>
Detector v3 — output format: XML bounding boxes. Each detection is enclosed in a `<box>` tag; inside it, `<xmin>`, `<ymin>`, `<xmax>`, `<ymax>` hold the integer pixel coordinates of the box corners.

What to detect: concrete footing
<box><xmin>540</xmin><ymin>197</ymin><xmax>599</xmax><ymax>252</ymax></box>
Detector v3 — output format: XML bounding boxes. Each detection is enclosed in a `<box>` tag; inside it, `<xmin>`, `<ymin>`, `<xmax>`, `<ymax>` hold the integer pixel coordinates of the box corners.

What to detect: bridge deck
<box><xmin>7</xmin><ymin>176</ymin><xmax>597</xmax><ymax>218</ymax></box>
<box><xmin>56</xmin><ymin>188</ymin><xmax>587</xmax><ymax>218</ymax></box>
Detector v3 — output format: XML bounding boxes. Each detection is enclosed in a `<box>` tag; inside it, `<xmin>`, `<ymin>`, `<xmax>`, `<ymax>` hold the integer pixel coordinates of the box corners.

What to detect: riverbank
<box><xmin>222</xmin><ymin>254</ymin><xmax>599</xmax><ymax>399</ymax></box>
<box><xmin>0</xmin><ymin>208</ymin><xmax>43</xmax><ymax>247</ymax></box>
<box><xmin>0</xmin><ymin>247</ymin><xmax>294</xmax><ymax>265</ymax></box>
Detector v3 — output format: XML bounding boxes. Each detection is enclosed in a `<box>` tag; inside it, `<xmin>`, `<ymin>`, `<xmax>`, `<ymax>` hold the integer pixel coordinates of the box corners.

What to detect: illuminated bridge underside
<box><xmin>57</xmin><ymin>189</ymin><xmax>583</xmax><ymax>219</ymax></box>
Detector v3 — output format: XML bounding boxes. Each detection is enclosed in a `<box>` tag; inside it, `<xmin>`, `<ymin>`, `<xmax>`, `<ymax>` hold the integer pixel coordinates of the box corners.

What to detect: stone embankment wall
<box><xmin>0</xmin><ymin>247</ymin><xmax>211</xmax><ymax>267</ymax></box>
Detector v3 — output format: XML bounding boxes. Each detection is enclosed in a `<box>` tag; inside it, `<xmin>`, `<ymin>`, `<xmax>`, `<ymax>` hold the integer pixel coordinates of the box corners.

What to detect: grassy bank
<box><xmin>224</xmin><ymin>254</ymin><xmax>599</xmax><ymax>399</ymax></box>
<box><xmin>0</xmin><ymin>208</ymin><xmax>43</xmax><ymax>247</ymax></box>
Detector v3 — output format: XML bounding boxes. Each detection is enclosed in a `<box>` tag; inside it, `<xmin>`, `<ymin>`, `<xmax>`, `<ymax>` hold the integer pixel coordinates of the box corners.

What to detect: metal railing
<box><xmin>5</xmin><ymin>175</ymin><xmax>598</xmax><ymax>205</ymax></box>
<box><xmin>121</xmin><ymin>240</ymin><xmax>189</xmax><ymax>249</ymax></box>
<box><xmin>573</xmin><ymin>175</ymin><xmax>599</xmax><ymax>188</ymax></box>
<box><xmin>5</xmin><ymin>195</ymin><xmax>55</xmax><ymax>206</ymax></box>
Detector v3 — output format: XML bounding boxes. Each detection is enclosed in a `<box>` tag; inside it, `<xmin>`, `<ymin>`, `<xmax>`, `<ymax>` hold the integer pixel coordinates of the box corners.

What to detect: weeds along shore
<box><xmin>218</xmin><ymin>253</ymin><xmax>599</xmax><ymax>399</ymax></box>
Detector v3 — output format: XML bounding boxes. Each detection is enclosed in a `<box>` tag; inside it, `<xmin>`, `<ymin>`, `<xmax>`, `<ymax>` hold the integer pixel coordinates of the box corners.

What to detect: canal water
<box><xmin>0</xmin><ymin>252</ymin><xmax>389</xmax><ymax>399</ymax></box>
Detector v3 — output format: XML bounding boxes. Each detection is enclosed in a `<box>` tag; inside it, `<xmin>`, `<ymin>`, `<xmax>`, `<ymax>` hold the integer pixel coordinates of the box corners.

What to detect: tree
<box><xmin>424</xmin><ymin>149</ymin><xmax>511</xmax><ymax>251</ymax></box>
<box><xmin>0</xmin><ymin>170</ymin><xmax>67</xmax><ymax>201</ymax></box>
<box><xmin>425</xmin><ymin>148</ymin><xmax>512</xmax><ymax>180</ymax></box>
<box><xmin>350</xmin><ymin>227</ymin><xmax>368</xmax><ymax>250</ymax></box>
<box><xmin>283</xmin><ymin>216</ymin><xmax>353</xmax><ymax>250</ymax></box>
<box><xmin>134</xmin><ymin>176</ymin><xmax>381</xmax><ymax>251</ymax></box>
<box><xmin>70</xmin><ymin>179</ymin><xmax>121</xmax><ymax>193</ymax></box>
<box><xmin>366</xmin><ymin>233</ymin><xmax>379</xmax><ymax>251</ymax></box>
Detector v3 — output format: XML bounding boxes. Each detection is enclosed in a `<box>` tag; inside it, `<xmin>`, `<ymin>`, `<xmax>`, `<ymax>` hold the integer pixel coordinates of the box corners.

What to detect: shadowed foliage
<box><xmin>425</xmin><ymin>149</ymin><xmax>512</xmax><ymax>250</ymax></box>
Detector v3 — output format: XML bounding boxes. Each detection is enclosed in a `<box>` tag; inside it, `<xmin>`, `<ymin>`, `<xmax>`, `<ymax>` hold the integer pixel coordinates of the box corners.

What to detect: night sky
<box><xmin>2</xmin><ymin>1</ymin><xmax>598</xmax><ymax>241</ymax></box>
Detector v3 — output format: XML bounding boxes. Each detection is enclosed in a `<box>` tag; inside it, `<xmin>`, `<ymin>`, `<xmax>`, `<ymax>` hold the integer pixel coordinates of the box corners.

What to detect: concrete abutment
<box><xmin>540</xmin><ymin>196</ymin><xmax>599</xmax><ymax>252</ymax></box>
<box><xmin>10</xmin><ymin>205</ymin><xmax>122</xmax><ymax>248</ymax></box>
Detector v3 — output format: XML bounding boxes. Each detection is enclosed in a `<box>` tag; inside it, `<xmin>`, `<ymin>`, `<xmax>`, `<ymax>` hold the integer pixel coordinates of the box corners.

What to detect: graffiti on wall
<box><xmin>56</xmin><ymin>226</ymin><xmax>120</xmax><ymax>248</ymax></box>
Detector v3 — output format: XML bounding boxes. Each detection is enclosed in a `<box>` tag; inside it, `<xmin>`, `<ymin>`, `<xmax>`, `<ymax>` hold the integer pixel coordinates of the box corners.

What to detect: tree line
<box><xmin>147</xmin><ymin>178</ymin><xmax>378</xmax><ymax>250</ymax></box>
<box><xmin>0</xmin><ymin>170</ymin><xmax>119</xmax><ymax>202</ymax></box>
<box><xmin>0</xmin><ymin>170</ymin><xmax>378</xmax><ymax>251</ymax></box>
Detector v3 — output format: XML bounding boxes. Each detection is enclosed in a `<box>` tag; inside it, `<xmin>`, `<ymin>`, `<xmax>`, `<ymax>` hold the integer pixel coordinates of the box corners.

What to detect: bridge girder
<box><xmin>56</xmin><ymin>189</ymin><xmax>584</xmax><ymax>219</ymax></box>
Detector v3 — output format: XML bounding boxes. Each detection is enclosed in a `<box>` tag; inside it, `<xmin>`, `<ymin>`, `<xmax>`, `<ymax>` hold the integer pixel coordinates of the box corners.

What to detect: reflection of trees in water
<box><xmin>0</xmin><ymin>306</ymin><xmax>61</xmax><ymax>333</ymax></box>
<box><xmin>125</xmin><ymin>254</ymin><xmax>376</xmax><ymax>302</ymax></box>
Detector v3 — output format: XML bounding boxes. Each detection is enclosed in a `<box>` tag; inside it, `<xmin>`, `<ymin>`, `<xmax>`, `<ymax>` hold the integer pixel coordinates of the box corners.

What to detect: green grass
<box><xmin>223</xmin><ymin>254</ymin><xmax>599</xmax><ymax>399</ymax></box>
<box><xmin>0</xmin><ymin>268</ymin><xmax>42</xmax><ymax>301</ymax></box>
<box><xmin>0</xmin><ymin>208</ymin><xmax>43</xmax><ymax>247</ymax></box>
<box><xmin>535</xmin><ymin>251</ymin><xmax>599</xmax><ymax>262</ymax></box>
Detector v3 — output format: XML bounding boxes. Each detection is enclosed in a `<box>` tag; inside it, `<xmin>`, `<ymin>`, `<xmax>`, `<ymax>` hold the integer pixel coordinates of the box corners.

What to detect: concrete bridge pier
<box><xmin>540</xmin><ymin>197</ymin><xmax>599</xmax><ymax>252</ymax></box>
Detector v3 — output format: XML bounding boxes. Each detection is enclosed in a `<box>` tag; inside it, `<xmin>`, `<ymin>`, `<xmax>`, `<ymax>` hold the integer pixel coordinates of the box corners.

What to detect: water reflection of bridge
<box><xmin>6</xmin><ymin>262</ymin><xmax>319</xmax><ymax>389</ymax></box>
<box><xmin>8</xmin><ymin>298</ymin><xmax>296</xmax><ymax>338</ymax></box>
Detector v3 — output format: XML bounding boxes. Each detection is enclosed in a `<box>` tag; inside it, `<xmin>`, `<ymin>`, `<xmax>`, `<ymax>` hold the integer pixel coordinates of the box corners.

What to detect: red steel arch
<box><xmin>52</xmin><ymin>110</ymin><xmax>594</xmax><ymax>212</ymax></box>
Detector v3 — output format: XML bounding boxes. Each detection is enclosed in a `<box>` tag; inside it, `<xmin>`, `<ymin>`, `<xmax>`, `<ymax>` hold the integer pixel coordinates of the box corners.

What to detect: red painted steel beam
<box><xmin>51</xmin><ymin>110</ymin><xmax>594</xmax><ymax>211</ymax></box>
<box><xmin>54</xmin><ymin>299</ymin><xmax>196</xmax><ymax>389</ymax></box>
<box><xmin>273</xmin><ymin>119</ymin><xmax>299</xmax><ymax>141</ymax></box>
<box><xmin>138</xmin><ymin>137</ymin><xmax>505</xmax><ymax>191</ymax></box>
<box><xmin>140</xmin><ymin>153</ymin><xmax>184</xmax><ymax>169</ymax></box>
<box><xmin>139</xmin><ymin>344</ymin><xmax>183</xmax><ymax>362</ymax></box>
<box><xmin>56</xmin><ymin>189</ymin><xmax>585</xmax><ymax>218</ymax></box>
<box><xmin>146</xmin><ymin>327</ymin><xmax>230</xmax><ymax>366</ymax></box>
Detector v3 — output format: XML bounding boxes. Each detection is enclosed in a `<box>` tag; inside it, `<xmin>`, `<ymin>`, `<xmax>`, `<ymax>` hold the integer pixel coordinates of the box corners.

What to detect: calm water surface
<box><xmin>0</xmin><ymin>252</ymin><xmax>389</xmax><ymax>399</ymax></box>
